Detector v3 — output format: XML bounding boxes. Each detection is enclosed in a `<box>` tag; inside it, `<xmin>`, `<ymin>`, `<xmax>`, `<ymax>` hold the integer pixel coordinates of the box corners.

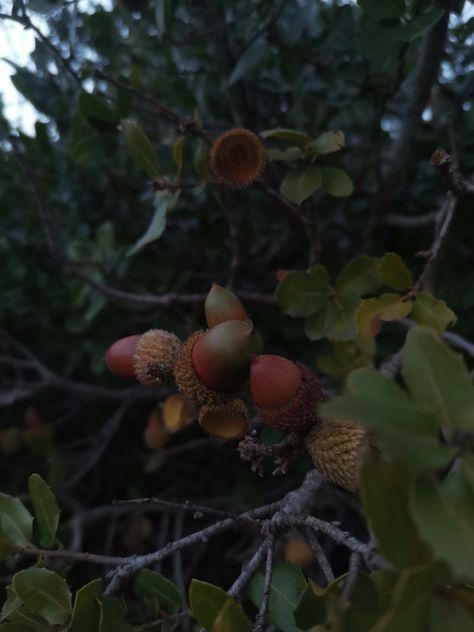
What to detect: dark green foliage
<box><xmin>1</xmin><ymin>0</ymin><xmax>474</xmax><ymax>630</ymax></box>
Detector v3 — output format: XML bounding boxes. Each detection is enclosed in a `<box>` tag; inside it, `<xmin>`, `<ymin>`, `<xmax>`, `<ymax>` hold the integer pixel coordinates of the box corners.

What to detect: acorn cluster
<box><xmin>105</xmin><ymin>284</ymin><xmax>370</xmax><ymax>490</ymax></box>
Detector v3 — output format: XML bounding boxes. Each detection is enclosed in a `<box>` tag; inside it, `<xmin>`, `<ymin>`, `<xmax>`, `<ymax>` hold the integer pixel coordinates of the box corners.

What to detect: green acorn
<box><xmin>204</xmin><ymin>283</ymin><xmax>248</xmax><ymax>328</ymax></box>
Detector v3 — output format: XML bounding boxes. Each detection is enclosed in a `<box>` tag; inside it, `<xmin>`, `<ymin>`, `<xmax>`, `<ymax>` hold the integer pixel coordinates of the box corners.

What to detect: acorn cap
<box><xmin>252</xmin><ymin>361</ymin><xmax>323</xmax><ymax>432</ymax></box>
<box><xmin>133</xmin><ymin>329</ymin><xmax>182</xmax><ymax>386</ymax></box>
<box><xmin>192</xmin><ymin>319</ymin><xmax>262</xmax><ymax>392</ymax></box>
<box><xmin>205</xmin><ymin>283</ymin><xmax>247</xmax><ymax>328</ymax></box>
<box><xmin>162</xmin><ymin>393</ymin><xmax>196</xmax><ymax>433</ymax></box>
<box><xmin>198</xmin><ymin>398</ymin><xmax>248</xmax><ymax>440</ymax></box>
<box><xmin>105</xmin><ymin>335</ymin><xmax>141</xmax><ymax>379</ymax></box>
<box><xmin>305</xmin><ymin>420</ymin><xmax>369</xmax><ymax>492</ymax></box>
<box><xmin>210</xmin><ymin>128</ymin><xmax>266</xmax><ymax>188</ymax></box>
<box><xmin>250</xmin><ymin>354</ymin><xmax>302</xmax><ymax>409</ymax></box>
<box><xmin>144</xmin><ymin>412</ymin><xmax>168</xmax><ymax>450</ymax></box>
<box><xmin>173</xmin><ymin>331</ymin><xmax>235</xmax><ymax>406</ymax></box>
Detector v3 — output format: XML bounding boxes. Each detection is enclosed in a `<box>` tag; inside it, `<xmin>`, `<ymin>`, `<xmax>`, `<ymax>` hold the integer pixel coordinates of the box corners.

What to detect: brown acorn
<box><xmin>198</xmin><ymin>398</ymin><xmax>248</xmax><ymax>440</ymax></box>
<box><xmin>105</xmin><ymin>335</ymin><xmax>141</xmax><ymax>379</ymax></box>
<box><xmin>210</xmin><ymin>128</ymin><xmax>266</xmax><ymax>188</ymax></box>
<box><xmin>162</xmin><ymin>393</ymin><xmax>196</xmax><ymax>433</ymax></box>
<box><xmin>192</xmin><ymin>320</ymin><xmax>262</xmax><ymax>392</ymax></box>
<box><xmin>174</xmin><ymin>321</ymin><xmax>262</xmax><ymax>406</ymax></box>
<box><xmin>204</xmin><ymin>283</ymin><xmax>247</xmax><ymax>328</ymax></box>
<box><xmin>304</xmin><ymin>420</ymin><xmax>370</xmax><ymax>492</ymax></box>
<box><xmin>133</xmin><ymin>329</ymin><xmax>182</xmax><ymax>386</ymax></box>
<box><xmin>250</xmin><ymin>355</ymin><xmax>322</xmax><ymax>432</ymax></box>
<box><xmin>173</xmin><ymin>331</ymin><xmax>233</xmax><ymax>406</ymax></box>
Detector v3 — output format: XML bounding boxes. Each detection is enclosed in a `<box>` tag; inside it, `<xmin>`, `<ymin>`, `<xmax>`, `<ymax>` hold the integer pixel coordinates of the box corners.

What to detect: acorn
<box><xmin>205</xmin><ymin>283</ymin><xmax>247</xmax><ymax>328</ymax></box>
<box><xmin>133</xmin><ymin>329</ymin><xmax>182</xmax><ymax>386</ymax></box>
<box><xmin>304</xmin><ymin>420</ymin><xmax>370</xmax><ymax>492</ymax></box>
<box><xmin>105</xmin><ymin>335</ymin><xmax>141</xmax><ymax>379</ymax></box>
<box><xmin>192</xmin><ymin>320</ymin><xmax>262</xmax><ymax>391</ymax></box>
<box><xmin>162</xmin><ymin>393</ymin><xmax>196</xmax><ymax>433</ymax></box>
<box><xmin>174</xmin><ymin>321</ymin><xmax>262</xmax><ymax>406</ymax></box>
<box><xmin>250</xmin><ymin>355</ymin><xmax>322</xmax><ymax>432</ymax></box>
<box><xmin>198</xmin><ymin>398</ymin><xmax>248</xmax><ymax>440</ymax></box>
<box><xmin>210</xmin><ymin>128</ymin><xmax>266</xmax><ymax>188</ymax></box>
<box><xmin>284</xmin><ymin>538</ymin><xmax>314</xmax><ymax>567</ymax></box>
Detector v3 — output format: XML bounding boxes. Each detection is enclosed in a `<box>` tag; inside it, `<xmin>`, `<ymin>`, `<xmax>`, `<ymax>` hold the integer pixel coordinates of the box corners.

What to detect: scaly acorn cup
<box><xmin>205</xmin><ymin>283</ymin><xmax>247</xmax><ymax>328</ymax></box>
<box><xmin>210</xmin><ymin>128</ymin><xmax>266</xmax><ymax>187</ymax></box>
<box><xmin>304</xmin><ymin>420</ymin><xmax>370</xmax><ymax>492</ymax></box>
<box><xmin>105</xmin><ymin>335</ymin><xmax>141</xmax><ymax>379</ymax></box>
<box><xmin>174</xmin><ymin>321</ymin><xmax>262</xmax><ymax>406</ymax></box>
<box><xmin>250</xmin><ymin>354</ymin><xmax>323</xmax><ymax>432</ymax></box>
<box><xmin>133</xmin><ymin>329</ymin><xmax>182</xmax><ymax>386</ymax></box>
<box><xmin>198</xmin><ymin>398</ymin><xmax>248</xmax><ymax>440</ymax></box>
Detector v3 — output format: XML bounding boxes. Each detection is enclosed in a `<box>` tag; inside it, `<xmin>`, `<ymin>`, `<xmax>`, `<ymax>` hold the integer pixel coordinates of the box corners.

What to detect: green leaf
<box><xmin>293</xmin><ymin>581</ymin><xmax>327</xmax><ymax>628</ymax></box>
<box><xmin>79</xmin><ymin>92</ymin><xmax>118</xmax><ymax>130</ymax></box>
<box><xmin>127</xmin><ymin>194</ymin><xmax>168</xmax><ymax>257</ymax></box>
<box><xmin>260</xmin><ymin>128</ymin><xmax>312</xmax><ymax>148</ymax></box>
<box><xmin>336</xmin><ymin>256</ymin><xmax>382</xmax><ymax>296</ymax></box>
<box><xmin>1</xmin><ymin>589</ymin><xmax>22</xmax><ymax>623</ymax></box>
<box><xmin>247</xmin><ymin>562</ymin><xmax>307</xmax><ymax>632</ymax></box>
<box><xmin>212</xmin><ymin>598</ymin><xmax>252</xmax><ymax>632</ymax></box>
<box><xmin>172</xmin><ymin>136</ymin><xmax>185</xmax><ymax>175</ymax></box>
<box><xmin>402</xmin><ymin>7</ymin><xmax>445</xmax><ymax>41</ymax></box>
<box><xmin>121</xmin><ymin>119</ymin><xmax>160</xmax><ymax>179</ymax></box>
<box><xmin>361</xmin><ymin>455</ymin><xmax>430</xmax><ymax>569</ymax></box>
<box><xmin>267</xmin><ymin>147</ymin><xmax>305</xmax><ymax>161</ymax></box>
<box><xmin>98</xmin><ymin>596</ymin><xmax>130</xmax><ymax>631</ymax></box>
<box><xmin>320</xmin><ymin>368</ymin><xmax>455</xmax><ymax>469</ymax></box>
<box><xmin>276</xmin><ymin>267</ymin><xmax>330</xmax><ymax>317</ymax></box>
<box><xmin>358</xmin><ymin>0</ymin><xmax>405</xmax><ymax>25</ymax></box>
<box><xmin>70</xmin><ymin>579</ymin><xmax>103</xmax><ymax>632</ymax></box>
<box><xmin>0</xmin><ymin>493</ymin><xmax>33</xmax><ymax>558</ymax></box>
<box><xmin>409</xmin><ymin>470</ymin><xmax>474</xmax><ymax>580</ymax></box>
<box><xmin>308</xmin><ymin>131</ymin><xmax>345</xmax><ymax>155</ymax></box>
<box><xmin>28</xmin><ymin>473</ymin><xmax>61</xmax><ymax>548</ymax></box>
<box><xmin>358</xmin><ymin>22</ymin><xmax>404</xmax><ymax>56</ymax></box>
<box><xmin>134</xmin><ymin>570</ymin><xmax>182</xmax><ymax>614</ymax></box>
<box><xmin>411</xmin><ymin>291</ymin><xmax>457</xmax><ymax>334</ymax></box>
<box><xmin>355</xmin><ymin>293</ymin><xmax>412</xmax><ymax>336</ymax></box>
<box><xmin>194</xmin><ymin>138</ymin><xmax>209</xmax><ymax>181</ymax></box>
<box><xmin>189</xmin><ymin>580</ymin><xmax>247</xmax><ymax>632</ymax></box>
<box><xmin>323</xmin><ymin>292</ymin><xmax>360</xmax><ymax>341</ymax></box>
<box><xmin>401</xmin><ymin>326</ymin><xmax>474</xmax><ymax>432</ymax></box>
<box><xmin>372</xmin><ymin>564</ymin><xmax>438</xmax><ymax>632</ymax></box>
<box><xmin>12</xmin><ymin>568</ymin><xmax>72</xmax><ymax>625</ymax></box>
<box><xmin>320</xmin><ymin>167</ymin><xmax>353</xmax><ymax>197</ymax></box>
<box><xmin>227</xmin><ymin>40</ymin><xmax>268</xmax><ymax>85</ymax></box>
<box><xmin>379</xmin><ymin>252</ymin><xmax>413</xmax><ymax>291</ymax></box>
<box><xmin>0</xmin><ymin>624</ymin><xmax>39</xmax><ymax>631</ymax></box>
<box><xmin>280</xmin><ymin>165</ymin><xmax>322</xmax><ymax>204</ymax></box>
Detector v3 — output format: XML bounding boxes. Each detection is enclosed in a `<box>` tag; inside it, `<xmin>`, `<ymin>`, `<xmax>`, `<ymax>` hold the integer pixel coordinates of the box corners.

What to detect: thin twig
<box><xmin>227</xmin><ymin>542</ymin><xmax>267</xmax><ymax>598</ymax></box>
<box><xmin>431</xmin><ymin>149</ymin><xmax>474</xmax><ymax>196</ymax></box>
<box><xmin>340</xmin><ymin>552</ymin><xmax>362</xmax><ymax>607</ymax></box>
<box><xmin>253</xmin><ymin>533</ymin><xmax>275</xmax><ymax>632</ymax></box>
<box><xmin>302</xmin><ymin>527</ymin><xmax>335</xmax><ymax>584</ymax></box>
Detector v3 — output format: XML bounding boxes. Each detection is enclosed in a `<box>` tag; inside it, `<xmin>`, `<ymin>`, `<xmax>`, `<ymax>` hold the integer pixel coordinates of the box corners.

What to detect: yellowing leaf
<box><xmin>355</xmin><ymin>293</ymin><xmax>412</xmax><ymax>336</ymax></box>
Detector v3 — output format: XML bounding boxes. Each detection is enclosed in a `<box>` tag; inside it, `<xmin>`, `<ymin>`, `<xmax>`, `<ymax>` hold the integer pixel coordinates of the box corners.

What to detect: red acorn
<box><xmin>105</xmin><ymin>335</ymin><xmax>140</xmax><ymax>379</ymax></box>
<box><xmin>192</xmin><ymin>319</ymin><xmax>262</xmax><ymax>392</ymax></box>
<box><xmin>250</xmin><ymin>354</ymin><xmax>323</xmax><ymax>432</ymax></box>
<box><xmin>204</xmin><ymin>283</ymin><xmax>247</xmax><ymax>328</ymax></box>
